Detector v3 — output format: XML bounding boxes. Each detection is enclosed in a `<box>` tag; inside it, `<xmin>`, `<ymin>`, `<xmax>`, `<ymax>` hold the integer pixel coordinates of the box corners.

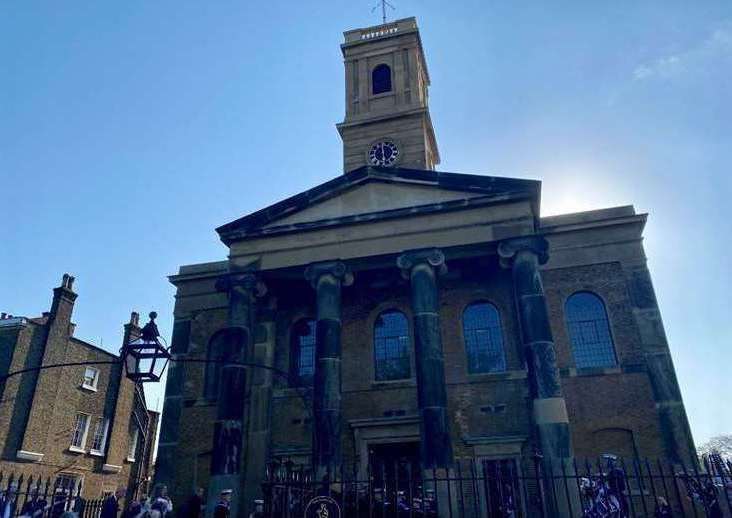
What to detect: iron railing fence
<box><xmin>261</xmin><ymin>455</ymin><xmax>732</xmax><ymax>518</ymax></box>
<box><xmin>0</xmin><ymin>472</ymin><xmax>105</xmax><ymax>518</ymax></box>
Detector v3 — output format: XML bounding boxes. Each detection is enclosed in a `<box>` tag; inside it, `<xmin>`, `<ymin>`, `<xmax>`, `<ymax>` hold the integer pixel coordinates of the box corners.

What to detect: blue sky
<box><xmin>1</xmin><ymin>1</ymin><xmax>730</xmax><ymax>445</ymax></box>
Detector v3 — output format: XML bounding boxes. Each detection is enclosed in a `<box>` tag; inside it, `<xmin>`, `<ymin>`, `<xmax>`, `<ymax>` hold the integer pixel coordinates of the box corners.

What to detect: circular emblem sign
<box><xmin>304</xmin><ymin>496</ymin><xmax>341</xmax><ymax>518</ymax></box>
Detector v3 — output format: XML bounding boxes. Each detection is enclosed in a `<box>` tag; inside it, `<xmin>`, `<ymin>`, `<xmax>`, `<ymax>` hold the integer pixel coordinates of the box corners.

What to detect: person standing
<box><xmin>135</xmin><ymin>494</ymin><xmax>151</xmax><ymax>518</ymax></box>
<box><xmin>180</xmin><ymin>488</ymin><xmax>204</xmax><ymax>518</ymax></box>
<box><xmin>0</xmin><ymin>484</ymin><xmax>18</xmax><ymax>518</ymax></box>
<box><xmin>213</xmin><ymin>490</ymin><xmax>232</xmax><ymax>518</ymax></box>
<box><xmin>150</xmin><ymin>486</ymin><xmax>173</xmax><ymax>518</ymax></box>
<box><xmin>101</xmin><ymin>488</ymin><xmax>125</xmax><ymax>518</ymax></box>
<box><xmin>247</xmin><ymin>499</ymin><xmax>264</xmax><ymax>518</ymax></box>
<box><xmin>20</xmin><ymin>488</ymin><xmax>47</xmax><ymax>518</ymax></box>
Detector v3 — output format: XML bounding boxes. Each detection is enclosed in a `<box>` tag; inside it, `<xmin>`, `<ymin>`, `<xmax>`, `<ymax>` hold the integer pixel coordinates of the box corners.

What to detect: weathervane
<box><xmin>372</xmin><ymin>0</ymin><xmax>395</xmax><ymax>24</ymax></box>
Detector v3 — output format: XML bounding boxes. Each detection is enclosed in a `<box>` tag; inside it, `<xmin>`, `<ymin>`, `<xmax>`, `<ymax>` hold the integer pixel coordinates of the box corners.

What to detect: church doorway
<box><xmin>368</xmin><ymin>442</ymin><xmax>421</xmax><ymax>512</ymax></box>
<box><xmin>368</xmin><ymin>441</ymin><xmax>420</xmax><ymax>484</ymax></box>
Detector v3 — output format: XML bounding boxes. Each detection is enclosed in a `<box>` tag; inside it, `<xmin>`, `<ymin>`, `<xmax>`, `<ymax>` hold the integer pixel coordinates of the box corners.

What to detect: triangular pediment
<box><xmin>262</xmin><ymin>182</ymin><xmax>483</xmax><ymax>228</ymax></box>
<box><xmin>217</xmin><ymin>166</ymin><xmax>540</xmax><ymax>245</ymax></box>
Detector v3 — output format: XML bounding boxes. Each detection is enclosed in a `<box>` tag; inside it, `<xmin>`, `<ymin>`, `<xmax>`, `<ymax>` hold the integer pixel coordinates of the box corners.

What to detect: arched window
<box><xmin>374</xmin><ymin>310</ymin><xmax>410</xmax><ymax>381</ymax></box>
<box><xmin>565</xmin><ymin>292</ymin><xmax>617</xmax><ymax>368</ymax></box>
<box><xmin>372</xmin><ymin>64</ymin><xmax>392</xmax><ymax>95</ymax></box>
<box><xmin>204</xmin><ymin>328</ymin><xmax>246</xmax><ymax>399</ymax></box>
<box><xmin>463</xmin><ymin>302</ymin><xmax>507</xmax><ymax>374</ymax></box>
<box><xmin>291</xmin><ymin>319</ymin><xmax>316</xmax><ymax>386</ymax></box>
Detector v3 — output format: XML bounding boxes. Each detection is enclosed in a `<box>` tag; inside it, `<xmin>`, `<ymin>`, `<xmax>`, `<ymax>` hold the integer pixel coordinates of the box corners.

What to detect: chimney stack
<box><xmin>49</xmin><ymin>273</ymin><xmax>78</xmax><ymax>333</ymax></box>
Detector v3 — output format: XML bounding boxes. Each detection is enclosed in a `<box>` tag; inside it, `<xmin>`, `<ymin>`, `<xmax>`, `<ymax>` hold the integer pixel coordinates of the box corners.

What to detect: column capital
<box><xmin>396</xmin><ymin>248</ymin><xmax>447</xmax><ymax>278</ymax></box>
<box><xmin>215</xmin><ymin>271</ymin><xmax>267</xmax><ymax>297</ymax></box>
<box><xmin>497</xmin><ymin>236</ymin><xmax>549</xmax><ymax>268</ymax></box>
<box><xmin>304</xmin><ymin>260</ymin><xmax>354</xmax><ymax>288</ymax></box>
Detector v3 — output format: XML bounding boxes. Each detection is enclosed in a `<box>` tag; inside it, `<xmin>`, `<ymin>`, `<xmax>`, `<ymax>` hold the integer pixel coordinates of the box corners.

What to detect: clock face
<box><xmin>368</xmin><ymin>140</ymin><xmax>399</xmax><ymax>167</ymax></box>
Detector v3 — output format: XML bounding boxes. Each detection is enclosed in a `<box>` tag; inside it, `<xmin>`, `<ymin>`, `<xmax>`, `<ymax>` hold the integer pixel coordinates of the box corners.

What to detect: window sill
<box><xmin>371</xmin><ymin>378</ymin><xmax>416</xmax><ymax>389</ymax></box>
<box><xmin>561</xmin><ymin>366</ymin><xmax>622</xmax><ymax>378</ymax></box>
<box><xmin>68</xmin><ymin>446</ymin><xmax>86</xmax><ymax>454</ymax></box>
<box><xmin>17</xmin><ymin>450</ymin><xmax>44</xmax><ymax>462</ymax></box>
<box><xmin>80</xmin><ymin>384</ymin><xmax>98</xmax><ymax>392</ymax></box>
<box><xmin>273</xmin><ymin>387</ymin><xmax>312</xmax><ymax>398</ymax></box>
<box><xmin>89</xmin><ymin>450</ymin><xmax>104</xmax><ymax>457</ymax></box>
<box><xmin>369</xmin><ymin>91</ymin><xmax>395</xmax><ymax>100</ymax></box>
<box><xmin>125</xmin><ymin>456</ymin><xmax>136</xmax><ymax>463</ymax></box>
<box><xmin>465</xmin><ymin>369</ymin><xmax>528</xmax><ymax>380</ymax></box>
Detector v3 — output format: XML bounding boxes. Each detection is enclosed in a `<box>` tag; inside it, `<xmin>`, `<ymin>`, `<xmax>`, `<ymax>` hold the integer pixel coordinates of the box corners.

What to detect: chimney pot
<box><xmin>62</xmin><ymin>274</ymin><xmax>69</xmax><ymax>288</ymax></box>
<box><xmin>130</xmin><ymin>311</ymin><xmax>140</xmax><ymax>326</ymax></box>
<box><xmin>68</xmin><ymin>276</ymin><xmax>75</xmax><ymax>290</ymax></box>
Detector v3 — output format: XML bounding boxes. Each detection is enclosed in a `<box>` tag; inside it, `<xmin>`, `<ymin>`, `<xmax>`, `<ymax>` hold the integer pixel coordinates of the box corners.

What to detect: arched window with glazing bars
<box><xmin>374</xmin><ymin>310</ymin><xmax>411</xmax><ymax>381</ymax></box>
<box><xmin>565</xmin><ymin>292</ymin><xmax>617</xmax><ymax>368</ymax></box>
<box><xmin>463</xmin><ymin>302</ymin><xmax>507</xmax><ymax>374</ymax></box>
<box><xmin>290</xmin><ymin>318</ymin><xmax>316</xmax><ymax>386</ymax></box>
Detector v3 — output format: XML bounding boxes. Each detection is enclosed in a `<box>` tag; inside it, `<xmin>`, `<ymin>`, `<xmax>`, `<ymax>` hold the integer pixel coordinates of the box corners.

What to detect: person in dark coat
<box><xmin>0</xmin><ymin>484</ymin><xmax>19</xmax><ymax>518</ymax></box>
<box><xmin>20</xmin><ymin>489</ymin><xmax>48</xmax><ymax>518</ymax></box>
<box><xmin>180</xmin><ymin>488</ymin><xmax>204</xmax><ymax>518</ymax></box>
<box><xmin>150</xmin><ymin>485</ymin><xmax>173</xmax><ymax>518</ymax></box>
<box><xmin>213</xmin><ymin>489</ymin><xmax>232</xmax><ymax>518</ymax></box>
<box><xmin>100</xmin><ymin>488</ymin><xmax>125</xmax><ymax>518</ymax></box>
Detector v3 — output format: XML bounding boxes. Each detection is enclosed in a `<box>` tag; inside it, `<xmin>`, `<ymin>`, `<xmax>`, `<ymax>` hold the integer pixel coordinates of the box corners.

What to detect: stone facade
<box><xmin>155</xmin><ymin>18</ymin><xmax>695</xmax><ymax>518</ymax></box>
<box><xmin>0</xmin><ymin>276</ymin><xmax>158</xmax><ymax>499</ymax></box>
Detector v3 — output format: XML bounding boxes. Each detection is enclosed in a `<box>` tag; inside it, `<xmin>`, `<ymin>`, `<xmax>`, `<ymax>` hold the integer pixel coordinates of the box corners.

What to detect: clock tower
<box><xmin>337</xmin><ymin>17</ymin><xmax>440</xmax><ymax>173</ymax></box>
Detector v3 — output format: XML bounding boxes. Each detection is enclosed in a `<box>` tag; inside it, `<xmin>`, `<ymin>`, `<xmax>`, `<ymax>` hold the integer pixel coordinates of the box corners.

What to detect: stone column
<box><xmin>208</xmin><ymin>272</ymin><xmax>264</xmax><ymax>518</ymax></box>
<box><xmin>241</xmin><ymin>304</ymin><xmax>277</xmax><ymax>513</ymax></box>
<box><xmin>498</xmin><ymin>236</ymin><xmax>577</xmax><ymax>517</ymax></box>
<box><xmin>397</xmin><ymin>249</ymin><xmax>453</xmax><ymax>469</ymax></box>
<box><xmin>304</xmin><ymin>261</ymin><xmax>353</xmax><ymax>479</ymax></box>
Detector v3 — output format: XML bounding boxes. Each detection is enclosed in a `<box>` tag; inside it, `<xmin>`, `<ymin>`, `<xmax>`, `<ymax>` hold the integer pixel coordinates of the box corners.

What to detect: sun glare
<box><xmin>539</xmin><ymin>167</ymin><xmax>624</xmax><ymax>217</ymax></box>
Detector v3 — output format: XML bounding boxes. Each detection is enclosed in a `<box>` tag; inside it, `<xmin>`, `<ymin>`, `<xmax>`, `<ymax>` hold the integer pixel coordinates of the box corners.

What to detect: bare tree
<box><xmin>698</xmin><ymin>434</ymin><xmax>732</xmax><ymax>460</ymax></box>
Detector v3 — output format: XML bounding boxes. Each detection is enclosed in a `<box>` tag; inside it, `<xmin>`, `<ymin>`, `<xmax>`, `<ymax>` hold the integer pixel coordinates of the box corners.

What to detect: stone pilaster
<box><xmin>397</xmin><ymin>249</ymin><xmax>453</xmax><ymax>469</ymax></box>
<box><xmin>624</xmin><ymin>261</ymin><xmax>696</xmax><ymax>464</ymax></box>
<box><xmin>304</xmin><ymin>261</ymin><xmax>352</xmax><ymax>478</ymax></box>
<box><xmin>498</xmin><ymin>236</ymin><xmax>578</xmax><ymax>517</ymax></box>
<box><xmin>154</xmin><ymin>317</ymin><xmax>191</xmax><ymax>493</ymax></box>
<box><xmin>207</xmin><ymin>272</ymin><xmax>264</xmax><ymax>518</ymax></box>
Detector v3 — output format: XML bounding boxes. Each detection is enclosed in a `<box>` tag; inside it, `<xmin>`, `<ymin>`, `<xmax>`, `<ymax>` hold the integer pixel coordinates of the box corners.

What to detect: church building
<box><xmin>155</xmin><ymin>17</ymin><xmax>695</xmax><ymax>516</ymax></box>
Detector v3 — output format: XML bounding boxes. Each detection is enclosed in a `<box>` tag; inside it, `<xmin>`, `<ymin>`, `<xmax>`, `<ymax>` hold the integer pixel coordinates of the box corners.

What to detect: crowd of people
<box><xmin>0</xmin><ymin>480</ymin><xmax>251</xmax><ymax>518</ymax></box>
<box><xmin>114</xmin><ymin>486</ymin><xmax>238</xmax><ymax>518</ymax></box>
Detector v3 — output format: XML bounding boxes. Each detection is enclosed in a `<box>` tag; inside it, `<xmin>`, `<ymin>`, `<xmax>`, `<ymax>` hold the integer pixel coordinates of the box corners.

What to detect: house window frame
<box><xmin>55</xmin><ymin>473</ymin><xmax>82</xmax><ymax>494</ymax></box>
<box><xmin>69</xmin><ymin>413</ymin><xmax>90</xmax><ymax>453</ymax></box>
<box><xmin>89</xmin><ymin>417</ymin><xmax>109</xmax><ymax>456</ymax></box>
<box><xmin>126</xmin><ymin>426</ymin><xmax>139</xmax><ymax>462</ymax></box>
<box><xmin>81</xmin><ymin>367</ymin><xmax>100</xmax><ymax>391</ymax></box>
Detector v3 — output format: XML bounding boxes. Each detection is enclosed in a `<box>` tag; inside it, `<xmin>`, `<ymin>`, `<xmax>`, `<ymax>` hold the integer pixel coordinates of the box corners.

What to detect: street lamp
<box><xmin>124</xmin><ymin>311</ymin><xmax>171</xmax><ymax>383</ymax></box>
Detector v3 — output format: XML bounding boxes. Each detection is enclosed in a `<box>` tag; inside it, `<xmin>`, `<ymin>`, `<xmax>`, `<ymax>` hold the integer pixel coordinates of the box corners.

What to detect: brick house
<box><xmin>154</xmin><ymin>17</ymin><xmax>695</xmax><ymax>517</ymax></box>
<box><xmin>0</xmin><ymin>274</ymin><xmax>159</xmax><ymax>499</ymax></box>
